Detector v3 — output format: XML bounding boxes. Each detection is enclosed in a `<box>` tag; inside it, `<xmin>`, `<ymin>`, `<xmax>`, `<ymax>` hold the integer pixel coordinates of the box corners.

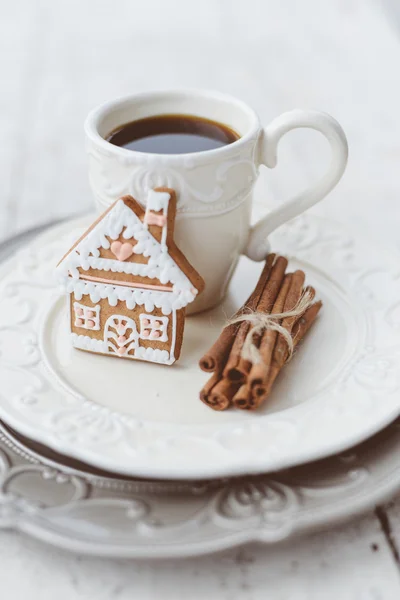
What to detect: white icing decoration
<box><xmin>144</xmin><ymin>190</ymin><xmax>170</xmax><ymax>248</ymax></box>
<box><xmin>170</xmin><ymin>309</ymin><xmax>176</xmax><ymax>363</ymax></box>
<box><xmin>70</xmin><ymin>333</ymin><xmax>172</xmax><ymax>365</ymax></box>
<box><xmin>104</xmin><ymin>315</ymin><xmax>138</xmax><ymax>356</ymax></box>
<box><xmin>57</xmin><ymin>193</ymin><xmax>199</xmax><ymax>306</ymax></box>
<box><xmin>72</xmin><ymin>308</ymin><xmax>174</xmax><ymax>365</ymax></box>
<box><xmin>71</xmin><ymin>333</ymin><xmax>107</xmax><ymax>353</ymax></box>
<box><xmin>62</xmin><ymin>256</ymin><xmax>173</xmax><ymax>277</ymax></box>
<box><xmin>134</xmin><ymin>346</ymin><xmax>171</xmax><ymax>364</ymax></box>
<box><xmin>146</xmin><ymin>190</ymin><xmax>170</xmax><ymax>212</ymax></box>
<box><xmin>139</xmin><ymin>314</ymin><xmax>168</xmax><ymax>343</ymax></box>
<box><xmin>73</xmin><ymin>301</ymin><xmax>100</xmax><ymax>331</ymax></box>
<box><xmin>65</xmin><ymin>279</ymin><xmax>194</xmax><ymax>315</ymax></box>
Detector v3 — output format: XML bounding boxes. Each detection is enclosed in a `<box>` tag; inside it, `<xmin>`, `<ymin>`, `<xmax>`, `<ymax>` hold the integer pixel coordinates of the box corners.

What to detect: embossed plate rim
<box><xmin>0</xmin><ymin>215</ymin><xmax>399</xmax><ymax>479</ymax></box>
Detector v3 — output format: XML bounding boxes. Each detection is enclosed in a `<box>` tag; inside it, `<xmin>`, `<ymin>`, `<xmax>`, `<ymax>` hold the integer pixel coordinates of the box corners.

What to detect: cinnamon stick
<box><xmin>246</xmin><ymin>272</ymin><xmax>294</xmax><ymax>392</ymax></box>
<box><xmin>206</xmin><ymin>378</ymin><xmax>240</xmax><ymax>411</ymax></box>
<box><xmin>224</xmin><ymin>255</ymin><xmax>288</xmax><ymax>382</ymax></box>
<box><xmin>232</xmin><ymin>383</ymin><xmax>254</xmax><ymax>410</ymax></box>
<box><xmin>292</xmin><ymin>299</ymin><xmax>322</xmax><ymax>342</ymax></box>
<box><xmin>280</xmin><ymin>270</ymin><xmax>306</xmax><ymax>328</ymax></box>
<box><xmin>199</xmin><ymin>253</ymin><xmax>322</xmax><ymax>413</ymax></box>
<box><xmin>252</xmin><ymin>299</ymin><xmax>322</xmax><ymax>406</ymax></box>
<box><xmin>269</xmin><ymin>282</ymin><xmax>315</xmax><ymax>376</ymax></box>
<box><xmin>200</xmin><ymin>371</ymin><xmax>221</xmax><ymax>404</ymax></box>
<box><xmin>198</xmin><ymin>254</ymin><xmax>276</xmax><ymax>373</ymax></box>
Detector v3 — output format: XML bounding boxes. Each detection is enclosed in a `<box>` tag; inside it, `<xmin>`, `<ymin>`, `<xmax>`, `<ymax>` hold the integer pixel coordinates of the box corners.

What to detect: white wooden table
<box><xmin>1</xmin><ymin>0</ymin><xmax>400</xmax><ymax>597</ymax></box>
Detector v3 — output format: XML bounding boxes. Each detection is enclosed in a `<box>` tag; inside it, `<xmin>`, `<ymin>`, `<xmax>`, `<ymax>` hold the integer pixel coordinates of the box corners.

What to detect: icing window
<box><xmin>73</xmin><ymin>302</ymin><xmax>100</xmax><ymax>331</ymax></box>
<box><xmin>139</xmin><ymin>314</ymin><xmax>168</xmax><ymax>342</ymax></box>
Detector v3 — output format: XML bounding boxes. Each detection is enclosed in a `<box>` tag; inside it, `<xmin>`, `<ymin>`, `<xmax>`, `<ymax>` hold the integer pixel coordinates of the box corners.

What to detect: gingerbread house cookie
<box><xmin>57</xmin><ymin>188</ymin><xmax>204</xmax><ymax>365</ymax></box>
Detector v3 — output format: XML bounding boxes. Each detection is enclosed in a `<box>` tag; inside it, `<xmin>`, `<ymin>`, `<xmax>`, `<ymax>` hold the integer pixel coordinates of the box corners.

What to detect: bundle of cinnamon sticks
<box><xmin>199</xmin><ymin>254</ymin><xmax>322</xmax><ymax>411</ymax></box>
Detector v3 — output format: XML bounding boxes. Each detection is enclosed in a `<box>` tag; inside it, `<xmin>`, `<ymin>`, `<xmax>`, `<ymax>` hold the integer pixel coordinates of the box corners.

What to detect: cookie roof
<box><xmin>57</xmin><ymin>189</ymin><xmax>204</xmax><ymax>313</ymax></box>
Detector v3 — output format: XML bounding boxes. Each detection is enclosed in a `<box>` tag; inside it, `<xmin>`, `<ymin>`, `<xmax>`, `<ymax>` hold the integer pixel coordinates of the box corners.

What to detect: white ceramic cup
<box><xmin>85</xmin><ymin>89</ymin><xmax>348</xmax><ymax>313</ymax></box>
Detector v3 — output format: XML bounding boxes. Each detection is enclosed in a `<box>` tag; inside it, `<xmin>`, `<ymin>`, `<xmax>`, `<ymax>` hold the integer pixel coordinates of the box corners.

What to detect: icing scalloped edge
<box><xmin>71</xmin><ymin>333</ymin><xmax>172</xmax><ymax>364</ymax></box>
<box><xmin>71</xmin><ymin>333</ymin><xmax>107</xmax><ymax>353</ymax></box>
<box><xmin>64</xmin><ymin>279</ymin><xmax>195</xmax><ymax>315</ymax></box>
<box><xmin>135</xmin><ymin>346</ymin><xmax>171</xmax><ymax>364</ymax></box>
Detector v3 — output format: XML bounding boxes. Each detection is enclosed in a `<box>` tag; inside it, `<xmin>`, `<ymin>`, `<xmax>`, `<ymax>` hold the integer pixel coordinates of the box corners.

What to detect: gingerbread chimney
<box><xmin>143</xmin><ymin>187</ymin><xmax>176</xmax><ymax>247</ymax></box>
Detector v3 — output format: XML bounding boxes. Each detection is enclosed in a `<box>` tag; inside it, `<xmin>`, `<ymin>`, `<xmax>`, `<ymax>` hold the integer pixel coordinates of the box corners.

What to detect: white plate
<box><xmin>1</xmin><ymin>418</ymin><xmax>400</xmax><ymax>559</ymax></box>
<box><xmin>0</xmin><ymin>214</ymin><xmax>400</xmax><ymax>479</ymax></box>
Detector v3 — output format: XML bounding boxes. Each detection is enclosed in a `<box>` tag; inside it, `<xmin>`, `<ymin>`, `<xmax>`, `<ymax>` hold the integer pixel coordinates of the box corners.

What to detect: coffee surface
<box><xmin>106</xmin><ymin>114</ymin><xmax>240</xmax><ymax>154</ymax></box>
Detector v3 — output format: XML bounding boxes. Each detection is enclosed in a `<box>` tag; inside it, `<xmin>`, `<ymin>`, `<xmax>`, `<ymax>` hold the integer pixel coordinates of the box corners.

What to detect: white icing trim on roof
<box><xmin>64</xmin><ymin>279</ymin><xmax>196</xmax><ymax>315</ymax></box>
<box><xmin>65</xmin><ymin>254</ymin><xmax>181</xmax><ymax>283</ymax></box>
<box><xmin>57</xmin><ymin>196</ymin><xmax>198</xmax><ymax>296</ymax></box>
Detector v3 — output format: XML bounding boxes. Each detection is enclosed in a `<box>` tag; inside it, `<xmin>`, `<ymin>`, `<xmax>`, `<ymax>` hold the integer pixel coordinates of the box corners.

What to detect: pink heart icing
<box><xmin>87</xmin><ymin>320</ymin><xmax>95</xmax><ymax>329</ymax></box>
<box><xmin>110</xmin><ymin>241</ymin><xmax>134</xmax><ymax>261</ymax></box>
<box><xmin>117</xmin><ymin>346</ymin><xmax>126</xmax><ymax>356</ymax></box>
<box><xmin>117</xmin><ymin>335</ymin><xmax>126</xmax><ymax>346</ymax></box>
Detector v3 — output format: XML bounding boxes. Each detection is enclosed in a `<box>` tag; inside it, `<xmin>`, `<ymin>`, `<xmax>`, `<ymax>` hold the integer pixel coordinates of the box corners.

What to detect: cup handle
<box><xmin>244</xmin><ymin>109</ymin><xmax>348</xmax><ymax>261</ymax></box>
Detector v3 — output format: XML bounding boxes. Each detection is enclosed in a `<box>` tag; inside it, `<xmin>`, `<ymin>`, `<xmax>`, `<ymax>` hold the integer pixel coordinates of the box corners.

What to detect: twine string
<box><xmin>227</xmin><ymin>289</ymin><xmax>314</xmax><ymax>365</ymax></box>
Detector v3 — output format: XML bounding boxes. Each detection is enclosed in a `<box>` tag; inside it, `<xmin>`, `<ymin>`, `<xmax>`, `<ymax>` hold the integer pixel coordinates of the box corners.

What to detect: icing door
<box><xmin>104</xmin><ymin>316</ymin><xmax>138</xmax><ymax>358</ymax></box>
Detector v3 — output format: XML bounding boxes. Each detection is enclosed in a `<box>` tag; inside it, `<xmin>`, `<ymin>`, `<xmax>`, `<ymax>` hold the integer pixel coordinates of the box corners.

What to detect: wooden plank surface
<box><xmin>1</xmin><ymin>0</ymin><xmax>400</xmax><ymax>597</ymax></box>
<box><xmin>0</xmin><ymin>516</ymin><xmax>399</xmax><ymax>600</ymax></box>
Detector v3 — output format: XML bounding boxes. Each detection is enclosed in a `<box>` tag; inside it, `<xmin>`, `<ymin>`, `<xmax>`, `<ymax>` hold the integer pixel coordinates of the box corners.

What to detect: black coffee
<box><xmin>106</xmin><ymin>114</ymin><xmax>240</xmax><ymax>154</ymax></box>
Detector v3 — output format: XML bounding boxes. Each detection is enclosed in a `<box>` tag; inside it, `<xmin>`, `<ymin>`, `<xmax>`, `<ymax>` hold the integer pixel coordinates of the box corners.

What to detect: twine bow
<box><xmin>227</xmin><ymin>289</ymin><xmax>314</xmax><ymax>365</ymax></box>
